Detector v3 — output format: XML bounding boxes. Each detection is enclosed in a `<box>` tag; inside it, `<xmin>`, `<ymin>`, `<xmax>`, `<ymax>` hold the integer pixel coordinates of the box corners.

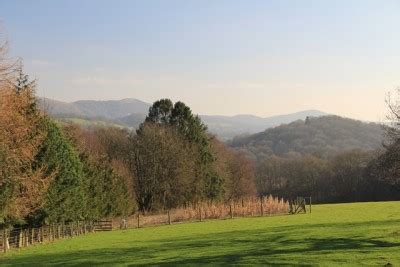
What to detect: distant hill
<box><xmin>117</xmin><ymin>113</ymin><xmax>147</xmax><ymax>128</ymax></box>
<box><xmin>229</xmin><ymin>116</ymin><xmax>384</xmax><ymax>160</ymax></box>
<box><xmin>38</xmin><ymin>97</ymin><xmax>329</xmax><ymax>139</ymax></box>
<box><xmin>39</xmin><ymin>98</ymin><xmax>150</xmax><ymax>119</ymax></box>
<box><xmin>201</xmin><ymin>110</ymin><xmax>328</xmax><ymax>140</ymax></box>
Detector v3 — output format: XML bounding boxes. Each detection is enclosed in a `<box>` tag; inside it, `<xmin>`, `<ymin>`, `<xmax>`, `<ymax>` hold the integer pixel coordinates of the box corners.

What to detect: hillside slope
<box><xmin>38</xmin><ymin>97</ymin><xmax>328</xmax><ymax>139</ymax></box>
<box><xmin>229</xmin><ymin>116</ymin><xmax>384</xmax><ymax>160</ymax></box>
<box><xmin>201</xmin><ymin>110</ymin><xmax>327</xmax><ymax>140</ymax></box>
<box><xmin>39</xmin><ymin>98</ymin><xmax>150</xmax><ymax>119</ymax></box>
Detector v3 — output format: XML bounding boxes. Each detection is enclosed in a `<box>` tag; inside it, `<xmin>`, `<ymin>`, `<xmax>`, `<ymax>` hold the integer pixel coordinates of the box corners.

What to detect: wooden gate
<box><xmin>93</xmin><ymin>220</ymin><xmax>113</xmax><ymax>232</ymax></box>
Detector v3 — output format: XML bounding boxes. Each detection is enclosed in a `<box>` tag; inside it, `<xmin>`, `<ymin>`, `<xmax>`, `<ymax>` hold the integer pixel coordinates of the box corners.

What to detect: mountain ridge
<box><xmin>38</xmin><ymin>97</ymin><xmax>329</xmax><ymax>139</ymax></box>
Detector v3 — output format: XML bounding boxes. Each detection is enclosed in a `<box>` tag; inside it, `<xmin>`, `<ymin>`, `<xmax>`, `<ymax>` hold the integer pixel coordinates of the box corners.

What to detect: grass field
<box><xmin>1</xmin><ymin>202</ymin><xmax>400</xmax><ymax>266</ymax></box>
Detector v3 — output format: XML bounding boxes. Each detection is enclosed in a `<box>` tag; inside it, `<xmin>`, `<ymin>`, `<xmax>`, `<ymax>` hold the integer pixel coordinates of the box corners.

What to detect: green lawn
<box><xmin>1</xmin><ymin>202</ymin><xmax>400</xmax><ymax>266</ymax></box>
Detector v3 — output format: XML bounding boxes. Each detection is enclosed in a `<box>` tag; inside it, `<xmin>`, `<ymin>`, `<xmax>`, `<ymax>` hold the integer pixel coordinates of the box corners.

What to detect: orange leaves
<box><xmin>0</xmin><ymin>79</ymin><xmax>52</xmax><ymax>220</ymax></box>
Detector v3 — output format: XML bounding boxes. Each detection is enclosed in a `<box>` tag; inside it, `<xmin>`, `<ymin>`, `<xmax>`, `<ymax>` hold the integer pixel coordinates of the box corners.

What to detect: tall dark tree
<box><xmin>142</xmin><ymin>99</ymin><xmax>223</xmax><ymax>203</ymax></box>
<box><xmin>82</xmin><ymin>154</ymin><xmax>132</xmax><ymax>220</ymax></box>
<box><xmin>33</xmin><ymin>120</ymin><xmax>86</xmax><ymax>224</ymax></box>
<box><xmin>130</xmin><ymin>123</ymin><xmax>194</xmax><ymax>212</ymax></box>
<box><xmin>145</xmin><ymin>99</ymin><xmax>174</xmax><ymax>124</ymax></box>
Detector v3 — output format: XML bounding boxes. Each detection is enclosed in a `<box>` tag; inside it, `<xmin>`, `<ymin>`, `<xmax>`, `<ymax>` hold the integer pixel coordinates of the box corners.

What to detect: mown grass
<box><xmin>1</xmin><ymin>201</ymin><xmax>400</xmax><ymax>266</ymax></box>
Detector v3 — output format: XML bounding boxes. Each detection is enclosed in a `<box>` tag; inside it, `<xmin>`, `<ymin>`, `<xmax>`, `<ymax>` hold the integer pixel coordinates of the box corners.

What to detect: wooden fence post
<box><xmin>168</xmin><ymin>210</ymin><xmax>171</xmax><ymax>225</ymax></box>
<box><xmin>17</xmin><ymin>229</ymin><xmax>23</xmax><ymax>248</ymax></box>
<box><xmin>229</xmin><ymin>203</ymin><xmax>233</xmax><ymax>219</ymax></box>
<box><xmin>260</xmin><ymin>196</ymin><xmax>264</xmax><ymax>216</ymax></box>
<box><xmin>137</xmin><ymin>214</ymin><xmax>140</xmax><ymax>228</ymax></box>
<box><xmin>24</xmin><ymin>229</ymin><xmax>28</xmax><ymax>247</ymax></box>
<box><xmin>21</xmin><ymin>229</ymin><xmax>25</xmax><ymax>247</ymax></box>
<box><xmin>31</xmin><ymin>228</ymin><xmax>34</xmax><ymax>245</ymax></box>
<box><xmin>199</xmin><ymin>206</ymin><xmax>202</xmax><ymax>222</ymax></box>
<box><xmin>3</xmin><ymin>229</ymin><xmax>8</xmax><ymax>253</ymax></box>
<box><xmin>41</xmin><ymin>227</ymin><xmax>44</xmax><ymax>243</ymax></box>
<box><xmin>50</xmin><ymin>225</ymin><xmax>53</xmax><ymax>242</ymax></box>
<box><xmin>52</xmin><ymin>224</ymin><xmax>56</xmax><ymax>241</ymax></box>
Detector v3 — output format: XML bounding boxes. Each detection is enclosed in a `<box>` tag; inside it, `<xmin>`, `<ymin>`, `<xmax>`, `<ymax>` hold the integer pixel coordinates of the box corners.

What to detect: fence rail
<box><xmin>115</xmin><ymin>196</ymin><xmax>290</xmax><ymax>230</ymax></box>
<box><xmin>1</xmin><ymin>221</ymin><xmax>95</xmax><ymax>253</ymax></box>
<box><xmin>1</xmin><ymin>196</ymin><xmax>299</xmax><ymax>254</ymax></box>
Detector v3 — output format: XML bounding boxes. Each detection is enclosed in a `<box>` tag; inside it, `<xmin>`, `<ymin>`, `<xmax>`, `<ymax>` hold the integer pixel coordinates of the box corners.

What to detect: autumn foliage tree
<box><xmin>211</xmin><ymin>138</ymin><xmax>256</xmax><ymax>202</ymax></box>
<box><xmin>0</xmin><ymin>42</ymin><xmax>52</xmax><ymax>223</ymax></box>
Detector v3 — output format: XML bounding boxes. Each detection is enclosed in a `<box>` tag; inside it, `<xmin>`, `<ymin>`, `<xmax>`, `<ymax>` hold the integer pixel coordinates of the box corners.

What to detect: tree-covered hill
<box><xmin>38</xmin><ymin>97</ymin><xmax>328</xmax><ymax>140</ymax></box>
<box><xmin>38</xmin><ymin>98</ymin><xmax>150</xmax><ymax>119</ymax></box>
<box><xmin>229</xmin><ymin>116</ymin><xmax>384</xmax><ymax>160</ymax></box>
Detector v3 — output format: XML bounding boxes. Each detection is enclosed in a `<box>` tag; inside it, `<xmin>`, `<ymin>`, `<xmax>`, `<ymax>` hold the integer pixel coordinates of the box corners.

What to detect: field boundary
<box><xmin>1</xmin><ymin>196</ymin><xmax>297</xmax><ymax>254</ymax></box>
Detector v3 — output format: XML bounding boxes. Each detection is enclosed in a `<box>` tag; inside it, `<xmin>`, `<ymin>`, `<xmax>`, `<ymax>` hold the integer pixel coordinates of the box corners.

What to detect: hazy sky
<box><xmin>1</xmin><ymin>0</ymin><xmax>399</xmax><ymax>120</ymax></box>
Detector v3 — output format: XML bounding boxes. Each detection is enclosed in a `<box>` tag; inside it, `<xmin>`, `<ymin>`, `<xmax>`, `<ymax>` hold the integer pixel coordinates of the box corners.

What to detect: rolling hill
<box><xmin>39</xmin><ymin>98</ymin><xmax>151</xmax><ymax>119</ymax></box>
<box><xmin>38</xmin><ymin>97</ymin><xmax>328</xmax><ymax>139</ymax></box>
<box><xmin>229</xmin><ymin>116</ymin><xmax>384</xmax><ymax>160</ymax></box>
<box><xmin>201</xmin><ymin>110</ymin><xmax>327</xmax><ymax>139</ymax></box>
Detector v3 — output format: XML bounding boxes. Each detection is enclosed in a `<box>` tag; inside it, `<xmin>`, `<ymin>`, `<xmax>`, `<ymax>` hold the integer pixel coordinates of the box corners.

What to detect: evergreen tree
<box><xmin>143</xmin><ymin>99</ymin><xmax>224</xmax><ymax>202</ymax></box>
<box><xmin>34</xmin><ymin>120</ymin><xmax>86</xmax><ymax>224</ymax></box>
<box><xmin>83</xmin><ymin>154</ymin><xmax>132</xmax><ymax>220</ymax></box>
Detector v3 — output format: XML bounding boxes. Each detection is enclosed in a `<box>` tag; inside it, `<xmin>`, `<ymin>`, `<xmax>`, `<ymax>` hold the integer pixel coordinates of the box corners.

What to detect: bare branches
<box><xmin>384</xmin><ymin>88</ymin><xmax>400</xmax><ymax>143</ymax></box>
<box><xmin>0</xmin><ymin>40</ymin><xmax>20</xmax><ymax>84</ymax></box>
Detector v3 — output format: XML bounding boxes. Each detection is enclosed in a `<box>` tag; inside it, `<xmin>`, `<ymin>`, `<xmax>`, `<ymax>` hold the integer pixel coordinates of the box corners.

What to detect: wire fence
<box><xmin>0</xmin><ymin>221</ymin><xmax>97</xmax><ymax>253</ymax></box>
<box><xmin>1</xmin><ymin>196</ymin><xmax>294</xmax><ymax>254</ymax></box>
<box><xmin>115</xmin><ymin>196</ymin><xmax>290</xmax><ymax>229</ymax></box>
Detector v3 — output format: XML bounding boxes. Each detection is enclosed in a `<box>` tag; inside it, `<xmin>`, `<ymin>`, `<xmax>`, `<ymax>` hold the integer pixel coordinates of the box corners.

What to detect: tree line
<box><xmin>2</xmin><ymin>39</ymin><xmax>400</xmax><ymax>228</ymax></box>
<box><xmin>0</xmin><ymin>43</ymin><xmax>256</xmax><ymax>227</ymax></box>
<box><xmin>254</xmin><ymin>96</ymin><xmax>400</xmax><ymax>203</ymax></box>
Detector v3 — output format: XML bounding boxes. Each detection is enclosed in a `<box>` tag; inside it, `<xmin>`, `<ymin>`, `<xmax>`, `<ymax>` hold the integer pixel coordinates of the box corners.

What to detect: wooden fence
<box><xmin>93</xmin><ymin>220</ymin><xmax>113</xmax><ymax>232</ymax></box>
<box><xmin>114</xmin><ymin>196</ymin><xmax>291</xmax><ymax>230</ymax></box>
<box><xmin>0</xmin><ymin>221</ymin><xmax>95</xmax><ymax>253</ymax></box>
<box><xmin>0</xmin><ymin>196</ymin><xmax>299</xmax><ymax>254</ymax></box>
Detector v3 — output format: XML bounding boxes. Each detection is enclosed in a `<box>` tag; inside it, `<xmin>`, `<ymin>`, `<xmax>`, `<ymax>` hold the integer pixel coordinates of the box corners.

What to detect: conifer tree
<box><xmin>34</xmin><ymin>120</ymin><xmax>86</xmax><ymax>223</ymax></box>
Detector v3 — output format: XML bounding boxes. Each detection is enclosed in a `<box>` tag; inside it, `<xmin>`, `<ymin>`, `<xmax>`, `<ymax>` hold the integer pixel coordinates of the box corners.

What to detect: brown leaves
<box><xmin>0</xmin><ymin>65</ymin><xmax>52</xmax><ymax>220</ymax></box>
<box><xmin>211</xmin><ymin>138</ymin><xmax>257</xmax><ymax>201</ymax></box>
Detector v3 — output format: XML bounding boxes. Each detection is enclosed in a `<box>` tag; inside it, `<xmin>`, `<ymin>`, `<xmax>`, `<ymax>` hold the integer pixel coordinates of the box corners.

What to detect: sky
<box><xmin>1</xmin><ymin>0</ymin><xmax>399</xmax><ymax>121</ymax></box>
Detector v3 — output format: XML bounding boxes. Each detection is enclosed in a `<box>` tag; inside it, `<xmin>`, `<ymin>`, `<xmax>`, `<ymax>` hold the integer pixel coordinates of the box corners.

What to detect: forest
<box><xmin>230</xmin><ymin>115</ymin><xmax>383</xmax><ymax>159</ymax></box>
<box><xmin>0</xmin><ymin>42</ymin><xmax>258</xmax><ymax>226</ymax></box>
<box><xmin>1</xmin><ymin>40</ymin><xmax>400</xmax><ymax>229</ymax></box>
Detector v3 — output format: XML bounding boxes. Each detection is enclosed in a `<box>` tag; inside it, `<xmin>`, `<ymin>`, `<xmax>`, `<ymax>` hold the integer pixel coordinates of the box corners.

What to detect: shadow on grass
<box><xmin>2</xmin><ymin>219</ymin><xmax>400</xmax><ymax>266</ymax></box>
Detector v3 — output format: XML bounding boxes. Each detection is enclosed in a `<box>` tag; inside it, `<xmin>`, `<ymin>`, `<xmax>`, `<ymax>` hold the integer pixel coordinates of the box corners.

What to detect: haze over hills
<box><xmin>201</xmin><ymin>110</ymin><xmax>328</xmax><ymax>139</ymax></box>
<box><xmin>229</xmin><ymin>116</ymin><xmax>384</xmax><ymax>160</ymax></box>
<box><xmin>38</xmin><ymin>97</ymin><xmax>329</xmax><ymax>139</ymax></box>
<box><xmin>40</xmin><ymin>98</ymin><xmax>151</xmax><ymax>119</ymax></box>
<box><xmin>40</xmin><ymin>97</ymin><xmax>385</xmax><ymax>161</ymax></box>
